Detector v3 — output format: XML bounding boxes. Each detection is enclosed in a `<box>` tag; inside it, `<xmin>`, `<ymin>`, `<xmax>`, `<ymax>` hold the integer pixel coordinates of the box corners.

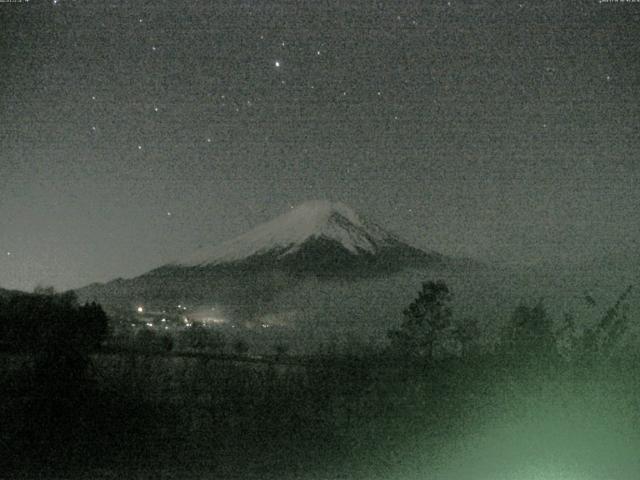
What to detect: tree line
<box><xmin>0</xmin><ymin>289</ymin><xmax>108</xmax><ymax>383</ymax></box>
<box><xmin>387</xmin><ymin>280</ymin><xmax>636</xmax><ymax>369</ymax></box>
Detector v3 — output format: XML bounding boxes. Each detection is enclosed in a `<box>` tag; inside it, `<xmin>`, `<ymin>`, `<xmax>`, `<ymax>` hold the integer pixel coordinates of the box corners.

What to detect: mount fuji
<box><xmin>164</xmin><ymin>200</ymin><xmax>444</xmax><ymax>275</ymax></box>
<box><xmin>74</xmin><ymin>201</ymin><xmax>640</xmax><ymax>354</ymax></box>
<box><xmin>76</xmin><ymin>201</ymin><xmax>484</xmax><ymax>350</ymax></box>
<box><xmin>78</xmin><ymin>200</ymin><xmax>455</xmax><ymax>305</ymax></box>
<box><xmin>77</xmin><ymin>201</ymin><xmax>452</xmax><ymax>305</ymax></box>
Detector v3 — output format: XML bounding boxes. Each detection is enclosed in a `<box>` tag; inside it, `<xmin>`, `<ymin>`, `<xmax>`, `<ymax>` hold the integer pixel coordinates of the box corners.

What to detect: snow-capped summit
<box><xmin>176</xmin><ymin>200</ymin><xmax>402</xmax><ymax>267</ymax></box>
<box><xmin>74</xmin><ymin>200</ymin><xmax>454</xmax><ymax>318</ymax></box>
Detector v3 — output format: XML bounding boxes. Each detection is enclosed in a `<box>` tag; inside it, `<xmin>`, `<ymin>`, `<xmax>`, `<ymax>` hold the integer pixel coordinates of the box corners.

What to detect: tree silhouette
<box><xmin>502</xmin><ymin>300</ymin><xmax>558</xmax><ymax>367</ymax></box>
<box><xmin>578</xmin><ymin>285</ymin><xmax>634</xmax><ymax>365</ymax></box>
<box><xmin>274</xmin><ymin>343</ymin><xmax>289</xmax><ymax>358</ymax></box>
<box><xmin>388</xmin><ymin>280</ymin><xmax>454</xmax><ymax>359</ymax></box>
<box><xmin>233</xmin><ymin>339</ymin><xmax>250</xmax><ymax>356</ymax></box>
<box><xmin>0</xmin><ymin>290</ymin><xmax>108</xmax><ymax>354</ymax></box>
<box><xmin>179</xmin><ymin>322</ymin><xmax>226</xmax><ymax>353</ymax></box>
<box><xmin>0</xmin><ymin>290</ymin><xmax>109</xmax><ymax>387</ymax></box>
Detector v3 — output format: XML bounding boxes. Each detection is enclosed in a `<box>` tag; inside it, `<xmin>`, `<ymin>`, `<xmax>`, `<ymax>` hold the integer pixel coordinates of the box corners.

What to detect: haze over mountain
<box><xmin>77</xmin><ymin>200</ymin><xmax>455</xmax><ymax>299</ymax></box>
<box><xmin>74</xmin><ymin>201</ymin><xmax>475</xmax><ymax>346</ymax></box>
<box><xmin>75</xmin><ymin>200</ymin><xmax>639</xmax><ymax>352</ymax></box>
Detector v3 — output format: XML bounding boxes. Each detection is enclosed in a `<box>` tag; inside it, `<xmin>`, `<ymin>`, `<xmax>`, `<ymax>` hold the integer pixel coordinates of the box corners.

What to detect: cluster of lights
<box><xmin>130</xmin><ymin>304</ymin><xmax>255</xmax><ymax>331</ymax></box>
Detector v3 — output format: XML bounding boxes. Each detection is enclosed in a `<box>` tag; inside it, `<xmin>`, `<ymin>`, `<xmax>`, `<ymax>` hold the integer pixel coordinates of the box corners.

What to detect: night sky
<box><xmin>1</xmin><ymin>0</ymin><xmax>639</xmax><ymax>291</ymax></box>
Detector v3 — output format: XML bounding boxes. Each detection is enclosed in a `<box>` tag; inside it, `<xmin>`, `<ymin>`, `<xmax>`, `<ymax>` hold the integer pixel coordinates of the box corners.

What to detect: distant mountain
<box><xmin>75</xmin><ymin>201</ymin><xmax>469</xmax><ymax>335</ymax></box>
<box><xmin>74</xmin><ymin>201</ymin><xmax>639</xmax><ymax>354</ymax></box>
<box><xmin>77</xmin><ymin>201</ymin><xmax>486</xmax><ymax>352</ymax></box>
<box><xmin>162</xmin><ymin>200</ymin><xmax>446</xmax><ymax>276</ymax></box>
<box><xmin>76</xmin><ymin>201</ymin><xmax>456</xmax><ymax>303</ymax></box>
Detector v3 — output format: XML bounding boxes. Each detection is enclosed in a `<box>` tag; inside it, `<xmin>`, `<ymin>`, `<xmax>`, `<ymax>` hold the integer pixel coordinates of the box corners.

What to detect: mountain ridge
<box><xmin>75</xmin><ymin>201</ymin><xmax>454</xmax><ymax>308</ymax></box>
<box><xmin>172</xmin><ymin>200</ymin><xmax>423</xmax><ymax>267</ymax></box>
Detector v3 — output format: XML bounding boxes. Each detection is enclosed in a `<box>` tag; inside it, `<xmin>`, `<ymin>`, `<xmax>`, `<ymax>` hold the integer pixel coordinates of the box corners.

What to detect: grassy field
<box><xmin>2</xmin><ymin>349</ymin><xmax>640</xmax><ymax>479</ymax></box>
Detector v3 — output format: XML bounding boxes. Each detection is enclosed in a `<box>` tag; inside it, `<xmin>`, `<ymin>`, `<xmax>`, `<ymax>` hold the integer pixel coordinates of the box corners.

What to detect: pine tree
<box><xmin>388</xmin><ymin>280</ymin><xmax>454</xmax><ymax>359</ymax></box>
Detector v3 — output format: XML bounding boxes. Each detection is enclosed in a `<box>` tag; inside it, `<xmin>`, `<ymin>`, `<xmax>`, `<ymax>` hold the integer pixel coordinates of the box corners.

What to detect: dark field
<box><xmin>3</xmin><ymin>349</ymin><xmax>640</xmax><ymax>480</ymax></box>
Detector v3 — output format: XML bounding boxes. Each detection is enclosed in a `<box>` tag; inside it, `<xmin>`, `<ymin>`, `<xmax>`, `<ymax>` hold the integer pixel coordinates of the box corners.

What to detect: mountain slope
<box><xmin>73</xmin><ymin>201</ymin><xmax>640</xmax><ymax>354</ymax></box>
<box><xmin>75</xmin><ymin>200</ymin><xmax>477</xmax><ymax>349</ymax></box>
<box><xmin>76</xmin><ymin>201</ymin><xmax>451</xmax><ymax>308</ymax></box>
<box><xmin>173</xmin><ymin>200</ymin><xmax>440</xmax><ymax>269</ymax></box>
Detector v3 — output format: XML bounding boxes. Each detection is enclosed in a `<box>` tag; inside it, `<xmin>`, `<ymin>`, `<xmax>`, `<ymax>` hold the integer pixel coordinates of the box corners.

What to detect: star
<box><xmin>91</xmin><ymin>95</ymin><xmax>96</xmax><ymax>101</ymax></box>
<box><xmin>152</xmin><ymin>46</ymin><xmax>157</xmax><ymax>51</ymax></box>
<box><xmin>316</xmin><ymin>50</ymin><xmax>321</xmax><ymax>56</ymax></box>
<box><xmin>6</xmin><ymin>252</ymin><xmax>11</xmax><ymax>256</ymax></box>
<box><xmin>91</xmin><ymin>126</ymin><xmax>97</xmax><ymax>131</ymax></box>
<box><xmin>207</xmin><ymin>138</ymin><xmax>212</xmax><ymax>143</ymax></box>
<box><xmin>137</xmin><ymin>145</ymin><xmax>143</xmax><ymax>150</ymax></box>
<box><xmin>167</xmin><ymin>212</ymin><xmax>172</xmax><ymax>216</ymax></box>
<box><xmin>154</xmin><ymin>106</ymin><xmax>159</xmax><ymax>112</ymax></box>
<box><xmin>606</xmin><ymin>75</ymin><xmax>611</xmax><ymax>81</ymax></box>
<box><xmin>53</xmin><ymin>0</ymin><xmax>59</xmax><ymax>5</ymax></box>
<box><xmin>275</xmin><ymin>60</ymin><xmax>281</xmax><ymax>68</ymax></box>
